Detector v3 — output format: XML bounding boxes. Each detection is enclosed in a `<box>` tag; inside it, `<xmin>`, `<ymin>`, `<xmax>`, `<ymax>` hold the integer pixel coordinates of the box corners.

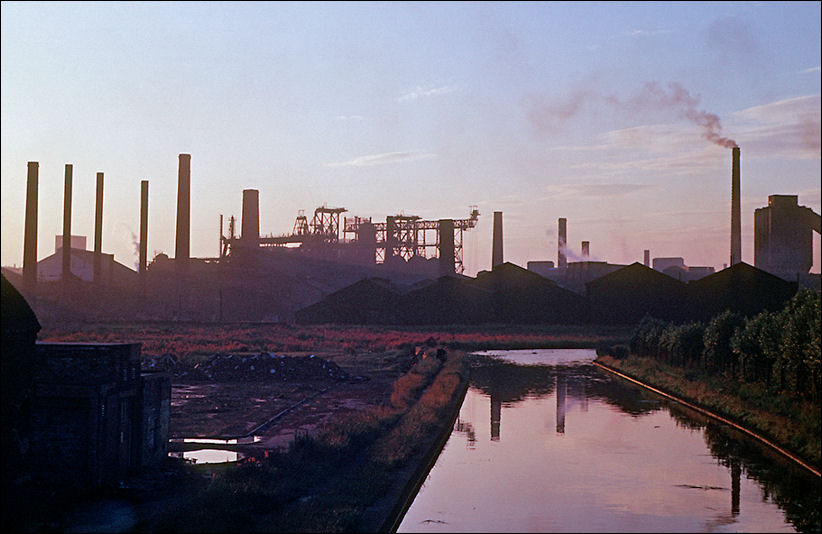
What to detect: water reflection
<box><xmin>398</xmin><ymin>349</ymin><xmax>820</xmax><ymax>533</ymax></box>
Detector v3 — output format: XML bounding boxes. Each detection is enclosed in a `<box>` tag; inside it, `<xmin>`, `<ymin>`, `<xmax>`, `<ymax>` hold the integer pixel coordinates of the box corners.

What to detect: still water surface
<box><xmin>398</xmin><ymin>349</ymin><xmax>820</xmax><ymax>533</ymax></box>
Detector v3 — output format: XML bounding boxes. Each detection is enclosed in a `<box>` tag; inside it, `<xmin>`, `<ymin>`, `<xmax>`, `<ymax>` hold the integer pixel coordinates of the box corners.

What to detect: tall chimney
<box><xmin>730</xmin><ymin>146</ymin><xmax>741</xmax><ymax>266</ymax></box>
<box><xmin>492</xmin><ymin>211</ymin><xmax>503</xmax><ymax>268</ymax></box>
<box><xmin>94</xmin><ymin>172</ymin><xmax>104</xmax><ymax>282</ymax></box>
<box><xmin>558</xmin><ymin>218</ymin><xmax>567</xmax><ymax>269</ymax></box>
<box><xmin>241</xmin><ymin>189</ymin><xmax>260</xmax><ymax>248</ymax></box>
<box><xmin>140</xmin><ymin>180</ymin><xmax>149</xmax><ymax>276</ymax></box>
<box><xmin>581</xmin><ymin>241</ymin><xmax>590</xmax><ymax>259</ymax></box>
<box><xmin>175</xmin><ymin>153</ymin><xmax>191</xmax><ymax>269</ymax></box>
<box><xmin>644</xmin><ymin>249</ymin><xmax>650</xmax><ymax>267</ymax></box>
<box><xmin>61</xmin><ymin>164</ymin><xmax>73</xmax><ymax>281</ymax></box>
<box><xmin>438</xmin><ymin>219</ymin><xmax>455</xmax><ymax>276</ymax></box>
<box><xmin>23</xmin><ymin>162</ymin><xmax>39</xmax><ymax>289</ymax></box>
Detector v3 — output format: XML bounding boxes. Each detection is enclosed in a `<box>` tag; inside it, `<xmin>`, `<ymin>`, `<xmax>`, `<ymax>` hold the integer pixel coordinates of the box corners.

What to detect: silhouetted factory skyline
<box><xmin>7</xmin><ymin>146</ymin><xmax>821</xmax><ymax>323</ymax></box>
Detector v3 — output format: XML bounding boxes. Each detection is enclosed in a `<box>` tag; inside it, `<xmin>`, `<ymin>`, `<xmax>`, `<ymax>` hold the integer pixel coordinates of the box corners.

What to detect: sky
<box><xmin>2</xmin><ymin>1</ymin><xmax>820</xmax><ymax>277</ymax></box>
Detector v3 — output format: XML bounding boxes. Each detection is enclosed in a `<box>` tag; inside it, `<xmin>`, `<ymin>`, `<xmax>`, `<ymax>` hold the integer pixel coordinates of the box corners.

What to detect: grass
<box><xmin>596</xmin><ymin>353</ymin><xmax>821</xmax><ymax>471</ymax></box>
<box><xmin>38</xmin><ymin>322</ymin><xmax>632</xmax><ymax>361</ymax></box>
<box><xmin>147</xmin><ymin>350</ymin><xmax>469</xmax><ymax>532</ymax></box>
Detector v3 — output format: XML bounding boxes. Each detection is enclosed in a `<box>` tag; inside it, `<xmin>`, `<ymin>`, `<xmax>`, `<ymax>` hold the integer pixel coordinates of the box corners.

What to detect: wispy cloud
<box><xmin>325</xmin><ymin>151</ymin><xmax>434</xmax><ymax>168</ymax></box>
<box><xmin>544</xmin><ymin>183</ymin><xmax>654</xmax><ymax>198</ymax></box>
<box><xmin>732</xmin><ymin>94</ymin><xmax>821</xmax><ymax>159</ymax></box>
<box><xmin>335</xmin><ymin>115</ymin><xmax>363</xmax><ymax>121</ymax></box>
<box><xmin>800</xmin><ymin>66</ymin><xmax>821</xmax><ymax>74</ymax></box>
<box><xmin>398</xmin><ymin>84</ymin><xmax>457</xmax><ymax>102</ymax></box>
<box><xmin>624</xmin><ymin>29</ymin><xmax>669</xmax><ymax>37</ymax></box>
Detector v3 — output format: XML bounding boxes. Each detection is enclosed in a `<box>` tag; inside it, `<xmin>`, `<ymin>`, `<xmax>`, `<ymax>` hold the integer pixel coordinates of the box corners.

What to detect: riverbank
<box><xmin>595</xmin><ymin>354</ymin><xmax>821</xmax><ymax>475</ymax></box>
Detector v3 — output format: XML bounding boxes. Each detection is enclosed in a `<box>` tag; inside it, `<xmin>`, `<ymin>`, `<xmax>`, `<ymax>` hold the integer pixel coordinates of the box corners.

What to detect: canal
<box><xmin>397</xmin><ymin>349</ymin><xmax>820</xmax><ymax>533</ymax></box>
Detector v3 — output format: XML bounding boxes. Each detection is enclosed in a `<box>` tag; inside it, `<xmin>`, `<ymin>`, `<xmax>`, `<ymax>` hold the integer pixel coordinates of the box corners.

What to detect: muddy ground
<box><xmin>165</xmin><ymin>349</ymin><xmax>414</xmax><ymax>460</ymax></box>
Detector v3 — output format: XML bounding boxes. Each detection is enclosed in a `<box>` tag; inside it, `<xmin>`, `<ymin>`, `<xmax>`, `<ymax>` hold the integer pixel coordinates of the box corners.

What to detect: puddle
<box><xmin>169</xmin><ymin>449</ymin><xmax>245</xmax><ymax>464</ymax></box>
<box><xmin>168</xmin><ymin>436</ymin><xmax>262</xmax><ymax>464</ymax></box>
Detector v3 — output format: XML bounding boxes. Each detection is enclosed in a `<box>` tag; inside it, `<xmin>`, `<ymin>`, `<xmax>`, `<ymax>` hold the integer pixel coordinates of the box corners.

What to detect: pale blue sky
<box><xmin>2</xmin><ymin>1</ymin><xmax>820</xmax><ymax>275</ymax></box>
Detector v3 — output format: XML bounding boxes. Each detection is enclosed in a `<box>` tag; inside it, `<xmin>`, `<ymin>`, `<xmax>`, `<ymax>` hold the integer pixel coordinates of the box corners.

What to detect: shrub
<box><xmin>703</xmin><ymin>310</ymin><xmax>745</xmax><ymax>375</ymax></box>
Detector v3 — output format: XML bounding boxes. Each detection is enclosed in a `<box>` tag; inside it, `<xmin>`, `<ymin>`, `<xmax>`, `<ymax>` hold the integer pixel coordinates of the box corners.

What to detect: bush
<box><xmin>630</xmin><ymin>315</ymin><xmax>668</xmax><ymax>358</ymax></box>
<box><xmin>703</xmin><ymin>310</ymin><xmax>745</xmax><ymax>375</ymax></box>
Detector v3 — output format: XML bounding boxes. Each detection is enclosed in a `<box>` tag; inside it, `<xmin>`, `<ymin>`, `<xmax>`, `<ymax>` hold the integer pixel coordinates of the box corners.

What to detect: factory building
<box><xmin>754</xmin><ymin>195</ymin><xmax>821</xmax><ymax>282</ymax></box>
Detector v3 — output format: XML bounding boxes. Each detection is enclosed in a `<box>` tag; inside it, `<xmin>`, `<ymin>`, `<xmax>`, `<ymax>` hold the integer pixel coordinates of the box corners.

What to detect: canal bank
<box><xmin>593</xmin><ymin>357</ymin><xmax>820</xmax><ymax>477</ymax></box>
<box><xmin>358</xmin><ymin>364</ymin><xmax>470</xmax><ymax>532</ymax></box>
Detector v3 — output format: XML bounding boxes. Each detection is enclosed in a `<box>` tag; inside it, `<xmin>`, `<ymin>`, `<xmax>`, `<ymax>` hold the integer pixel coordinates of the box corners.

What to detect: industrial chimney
<box><xmin>94</xmin><ymin>172</ymin><xmax>104</xmax><ymax>283</ymax></box>
<box><xmin>438</xmin><ymin>219</ymin><xmax>455</xmax><ymax>276</ymax></box>
<box><xmin>241</xmin><ymin>189</ymin><xmax>260</xmax><ymax>248</ymax></box>
<box><xmin>558</xmin><ymin>218</ymin><xmax>567</xmax><ymax>269</ymax></box>
<box><xmin>492</xmin><ymin>211</ymin><xmax>503</xmax><ymax>268</ymax></box>
<box><xmin>175</xmin><ymin>153</ymin><xmax>191</xmax><ymax>269</ymax></box>
<box><xmin>23</xmin><ymin>162</ymin><xmax>39</xmax><ymax>289</ymax></box>
<box><xmin>581</xmin><ymin>241</ymin><xmax>590</xmax><ymax>259</ymax></box>
<box><xmin>61</xmin><ymin>164</ymin><xmax>73</xmax><ymax>281</ymax></box>
<box><xmin>140</xmin><ymin>180</ymin><xmax>149</xmax><ymax>276</ymax></box>
<box><xmin>730</xmin><ymin>146</ymin><xmax>741</xmax><ymax>266</ymax></box>
<box><xmin>644</xmin><ymin>249</ymin><xmax>650</xmax><ymax>267</ymax></box>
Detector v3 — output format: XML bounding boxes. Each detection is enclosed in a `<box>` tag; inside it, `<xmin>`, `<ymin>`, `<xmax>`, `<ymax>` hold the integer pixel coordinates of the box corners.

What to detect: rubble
<box><xmin>146</xmin><ymin>352</ymin><xmax>353</xmax><ymax>383</ymax></box>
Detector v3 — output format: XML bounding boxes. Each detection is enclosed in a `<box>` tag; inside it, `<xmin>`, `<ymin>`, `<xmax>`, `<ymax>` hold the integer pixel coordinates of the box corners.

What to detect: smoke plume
<box><xmin>527</xmin><ymin>81</ymin><xmax>737</xmax><ymax>148</ymax></box>
<box><xmin>606</xmin><ymin>82</ymin><xmax>737</xmax><ymax>148</ymax></box>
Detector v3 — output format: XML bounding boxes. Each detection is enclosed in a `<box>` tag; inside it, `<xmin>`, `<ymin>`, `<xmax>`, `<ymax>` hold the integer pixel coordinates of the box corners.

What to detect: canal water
<box><xmin>397</xmin><ymin>349</ymin><xmax>820</xmax><ymax>533</ymax></box>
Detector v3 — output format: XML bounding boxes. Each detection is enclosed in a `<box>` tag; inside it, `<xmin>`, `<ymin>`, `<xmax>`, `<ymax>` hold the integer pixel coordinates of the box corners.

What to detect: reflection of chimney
<box><xmin>581</xmin><ymin>241</ymin><xmax>589</xmax><ymax>259</ymax></box>
<box><xmin>23</xmin><ymin>162</ymin><xmax>39</xmax><ymax>289</ymax></box>
<box><xmin>644</xmin><ymin>249</ymin><xmax>650</xmax><ymax>267</ymax></box>
<box><xmin>94</xmin><ymin>172</ymin><xmax>104</xmax><ymax>283</ymax></box>
<box><xmin>490</xmin><ymin>394</ymin><xmax>501</xmax><ymax>441</ymax></box>
<box><xmin>730</xmin><ymin>146</ymin><xmax>741</xmax><ymax>265</ymax></box>
<box><xmin>438</xmin><ymin>219</ymin><xmax>455</xmax><ymax>276</ymax></box>
<box><xmin>61</xmin><ymin>164</ymin><xmax>73</xmax><ymax>281</ymax></box>
<box><xmin>556</xmin><ymin>371</ymin><xmax>566</xmax><ymax>434</ymax></box>
<box><xmin>558</xmin><ymin>218</ymin><xmax>567</xmax><ymax>269</ymax></box>
<box><xmin>492</xmin><ymin>211</ymin><xmax>503</xmax><ymax>268</ymax></box>
<box><xmin>241</xmin><ymin>189</ymin><xmax>260</xmax><ymax>248</ymax></box>
<box><xmin>140</xmin><ymin>180</ymin><xmax>149</xmax><ymax>276</ymax></box>
<box><xmin>175</xmin><ymin>153</ymin><xmax>191</xmax><ymax>269</ymax></box>
<box><xmin>731</xmin><ymin>459</ymin><xmax>741</xmax><ymax>517</ymax></box>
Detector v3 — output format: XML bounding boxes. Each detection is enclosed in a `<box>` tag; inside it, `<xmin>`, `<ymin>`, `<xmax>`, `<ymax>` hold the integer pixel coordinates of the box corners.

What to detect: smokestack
<box><xmin>23</xmin><ymin>162</ymin><xmax>39</xmax><ymax>289</ymax></box>
<box><xmin>94</xmin><ymin>172</ymin><xmax>104</xmax><ymax>282</ymax></box>
<box><xmin>140</xmin><ymin>180</ymin><xmax>149</xmax><ymax>276</ymax></box>
<box><xmin>581</xmin><ymin>241</ymin><xmax>589</xmax><ymax>259</ymax></box>
<box><xmin>492</xmin><ymin>211</ymin><xmax>503</xmax><ymax>268</ymax></box>
<box><xmin>730</xmin><ymin>146</ymin><xmax>741</xmax><ymax>266</ymax></box>
<box><xmin>558</xmin><ymin>218</ymin><xmax>567</xmax><ymax>269</ymax></box>
<box><xmin>61</xmin><ymin>164</ymin><xmax>73</xmax><ymax>281</ymax></box>
<box><xmin>644</xmin><ymin>249</ymin><xmax>650</xmax><ymax>267</ymax></box>
<box><xmin>175</xmin><ymin>153</ymin><xmax>191</xmax><ymax>269</ymax></box>
<box><xmin>241</xmin><ymin>189</ymin><xmax>260</xmax><ymax>248</ymax></box>
<box><xmin>438</xmin><ymin>219</ymin><xmax>455</xmax><ymax>276</ymax></box>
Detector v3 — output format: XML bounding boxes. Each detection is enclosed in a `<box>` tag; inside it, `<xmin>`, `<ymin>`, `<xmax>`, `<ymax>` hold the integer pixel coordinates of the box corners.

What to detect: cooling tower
<box><xmin>492</xmin><ymin>211</ymin><xmax>503</xmax><ymax>268</ymax></box>
<box><xmin>140</xmin><ymin>180</ymin><xmax>149</xmax><ymax>275</ymax></box>
<box><xmin>61</xmin><ymin>164</ymin><xmax>73</xmax><ymax>280</ymax></box>
<box><xmin>582</xmin><ymin>241</ymin><xmax>590</xmax><ymax>258</ymax></box>
<box><xmin>241</xmin><ymin>189</ymin><xmax>260</xmax><ymax>248</ymax></box>
<box><xmin>175</xmin><ymin>153</ymin><xmax>191</xmax><ymax>267</ymax></box>
<box><xmin>730</xmin><ymin>146</ymin><xmax>741</xmax><ymax>266</ymax></box>
<box><xmin>558</xmin><ymin>218</ymin><xmax>567</xmax><ymax>269</ymax></box>
<box><xmin>94</xmin><ymin>172</ymin><xmax>104</xmax><ymax>282</ymax></box>
<box><xmin>439</xmin><ymin>218</ymin><xmax>455</xmax><ymax>276</ymax></box>
<box><xmin>23</xmin><ymin>162</ymin><xmax>39</xmax><ymax>288</ymax></box>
